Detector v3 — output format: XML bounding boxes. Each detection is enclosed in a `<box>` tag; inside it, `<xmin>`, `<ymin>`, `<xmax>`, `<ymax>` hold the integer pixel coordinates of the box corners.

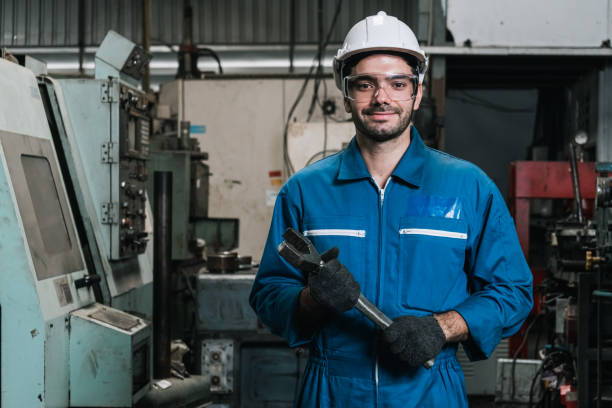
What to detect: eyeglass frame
<box><xmin>343</xmin><ymin>72</ymin><xmax>419</xmax><ymax>102</ymax></box>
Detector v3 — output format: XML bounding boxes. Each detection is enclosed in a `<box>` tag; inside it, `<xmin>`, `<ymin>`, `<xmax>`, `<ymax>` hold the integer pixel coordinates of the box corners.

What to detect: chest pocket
<box><xmin>397</xmin><ymin>215</ymin><xmax>468</xmax><ymax>312</ymax></box>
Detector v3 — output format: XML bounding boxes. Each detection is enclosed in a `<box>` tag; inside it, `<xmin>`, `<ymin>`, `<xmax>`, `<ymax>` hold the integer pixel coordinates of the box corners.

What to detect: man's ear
<box><xmin>344</xmin><ymin>97</ymin><xmax>352</xmax><ymax>113</ymax></box>
<box><xmin>413</xmin><ymin>83</ymin><xmax>423</xmax><ymax>111</ymax></box>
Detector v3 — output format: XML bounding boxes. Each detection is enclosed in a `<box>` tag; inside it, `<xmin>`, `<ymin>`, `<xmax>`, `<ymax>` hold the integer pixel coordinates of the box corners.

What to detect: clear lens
<box><xmin>345</xmin><ymin>73</ymin><xmax>417</xmax><ymax>102</ymax></box>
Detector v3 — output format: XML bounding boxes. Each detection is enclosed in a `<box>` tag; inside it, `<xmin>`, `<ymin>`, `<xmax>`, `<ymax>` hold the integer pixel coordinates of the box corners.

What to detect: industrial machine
<box><xmin>152</xmin><ymin>83</ymin><xmax>304</xmax><ymax>408</ymax></box>
<box><xmin>45</xmin><ymin>31</ymin><xmax>212</xmax><ymax>406</ymax></box>
<box><xmin>43</xmin><ymin>30</ymin><xmax>155</xmax><ymax>315</ymax></box>
<box><xmin>0</xmin><ymin>53</ymin><xmax>152</xmax><ymax>407</ymax></box>
<box><xmin>0</xmin><ymin>30</ymin><xmax>219</xmax><ymax>407</ymax></box>
<box><xmin>505</xmin><ymin>134</ymin><xmax>612</xmax><ymax>407</ymax></box>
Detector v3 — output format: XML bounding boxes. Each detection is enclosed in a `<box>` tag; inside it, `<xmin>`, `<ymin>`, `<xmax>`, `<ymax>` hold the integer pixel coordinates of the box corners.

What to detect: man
<box><xmin>250</xmin><ymin>11</ymin><xmax>533</xmax><ymax>407</ymax></box>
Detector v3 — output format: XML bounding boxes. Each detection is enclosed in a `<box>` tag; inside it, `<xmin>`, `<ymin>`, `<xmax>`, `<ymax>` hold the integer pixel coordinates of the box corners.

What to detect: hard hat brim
<box><xmin>337</xmin><ymin>46</ymin><xmax>426</xmax><ymax>64</ymax></box>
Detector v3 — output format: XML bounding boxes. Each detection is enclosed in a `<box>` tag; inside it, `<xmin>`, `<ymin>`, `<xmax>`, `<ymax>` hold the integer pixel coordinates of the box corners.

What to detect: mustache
<box><xmin>362</xmin><ymin>106</ymin><xmax>400</xmax><ymax>115</ymax></box>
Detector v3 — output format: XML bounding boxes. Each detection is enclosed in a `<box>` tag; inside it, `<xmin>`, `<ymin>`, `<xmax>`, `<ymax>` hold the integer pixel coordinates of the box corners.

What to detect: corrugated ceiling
<box><xmin>1</xmin><ymin>0</ymin><xmax>423</xmax><ymax>47</ymax></box>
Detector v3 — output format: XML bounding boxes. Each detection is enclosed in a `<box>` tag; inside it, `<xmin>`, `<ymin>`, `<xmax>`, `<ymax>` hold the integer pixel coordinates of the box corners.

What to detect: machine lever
<box><xmin>278</xmin><ymin>228</ymin><xmax>434</xmax><ymax>369</ymax></box>
<box><xmin>74</xmin><ymin>274</ymin><xmax>102</xmax><ymax>290</ymax></box>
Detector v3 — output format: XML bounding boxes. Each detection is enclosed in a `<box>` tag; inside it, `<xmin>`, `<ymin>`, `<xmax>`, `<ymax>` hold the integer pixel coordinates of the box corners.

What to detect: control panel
<box><xmin>118</xmin><ymin>85</ymin><xmax>150</xmax><ymax>257</ymax></box>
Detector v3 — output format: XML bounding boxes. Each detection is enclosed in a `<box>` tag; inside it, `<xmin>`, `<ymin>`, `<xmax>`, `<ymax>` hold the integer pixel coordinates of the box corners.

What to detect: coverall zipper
<box><xmin>374</xmin><ymin>177</ymin><xmax>391</xmax><ymax>407</ymax></box>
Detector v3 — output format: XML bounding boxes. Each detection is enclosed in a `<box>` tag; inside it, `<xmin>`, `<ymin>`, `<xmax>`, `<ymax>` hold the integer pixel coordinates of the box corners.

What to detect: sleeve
<box><xmin>248</xmin><ymin>184</ymin><xmax>312</xmax><ymax>347</ymax></box>
<box><xmin>453</xmin><ymin>178</ymin><xmax>533</xmax><ymax>361</ymax></box>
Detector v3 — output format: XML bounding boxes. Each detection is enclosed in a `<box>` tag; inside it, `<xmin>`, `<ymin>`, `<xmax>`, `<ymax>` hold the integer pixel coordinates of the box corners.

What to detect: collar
<box><xmin>337</xmin><ymin>126</ymin><xmax>427</xmax><ymax>188</ymax></box>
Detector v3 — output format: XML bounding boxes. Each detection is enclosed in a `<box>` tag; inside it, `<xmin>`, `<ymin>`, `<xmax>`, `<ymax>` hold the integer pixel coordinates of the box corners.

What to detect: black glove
<box><xmin>381</xmin><ymin>315</ymin><xmax>446</xmax><ymax>367</ymax></box>
<box><xmin>279</xmin><ymin>228</ymin><xmax>360</xmax><ymax>314</ymax></box>
<box><xmin>308</xmin><ymin>256</ymin><xmax>360</xmax><ymax>313</ymax></box>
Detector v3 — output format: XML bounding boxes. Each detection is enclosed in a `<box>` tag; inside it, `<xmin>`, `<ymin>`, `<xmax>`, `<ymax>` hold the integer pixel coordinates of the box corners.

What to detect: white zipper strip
<box><xmin>399</xmin><ymin>228</ymin><xmax>467</xmax><ymax>240</ymax></box>
<box><xmin>303</xmin><ymin>229</ymin><xmax>366</xmax><ymax>238</ymax></box>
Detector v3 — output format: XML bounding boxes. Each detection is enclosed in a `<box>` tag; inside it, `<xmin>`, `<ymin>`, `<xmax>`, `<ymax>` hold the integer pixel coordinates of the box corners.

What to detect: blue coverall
<box><xmin>249</xmin><ymin>128</ymin><xmax>533</xmax><ymax>407</ymax></box>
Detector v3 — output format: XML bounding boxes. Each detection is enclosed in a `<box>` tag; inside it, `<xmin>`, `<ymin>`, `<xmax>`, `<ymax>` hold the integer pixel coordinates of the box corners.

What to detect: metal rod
<box><xmin>597</xmin><ymin>263</ymin><xmax>602</xmax><ymax>408</ymax></box>
<box><xmin>153</xmin><ymin>171</ymin><xmax>173</xmax><ymax>378</ymax></box>
<box><xmin>78</xmin><ymin>0</ymin><xmax>84</xmax><ymax>75</ymax></box>
<box><xmin>559</xmin><ymin>259</ymin><xmax>587</xmax><ymax>270</ymax></box>
<box><xmin>288</xmin><ymin>0</ymin><xmax>296</xmax><ymax>73</ymax></box>
<box><xmin>142</xmin><ymin>0</ymin><xmax>151</xmax><ymax>92</ymax></box>
<box><xmin>577</xmin><ymin>273</ymin><xmax>590</xmax><ymax>408</ymax></box>
<box><xmin>592</xmin><ymin>290</ymin><xmax>612</xmax><ymax>299</ymax></box>
<box><xmin>354</xmin><ymin>294</ymin><xmax>435</xmax><ymax>369</ymax></box>
<box><xmin>568</xmin><ymin>142</ymin><xmax>584</xmax><ymax>224</ymax></box>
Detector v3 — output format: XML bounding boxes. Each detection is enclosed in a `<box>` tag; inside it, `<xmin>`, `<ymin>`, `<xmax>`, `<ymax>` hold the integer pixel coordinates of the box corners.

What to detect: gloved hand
<box><xmin>308</xmin><ymin>256</ymin><xmax>360</xmax><ymax>313</ymax></box>
<box><xmin>381</xmin><ymin>315</ymin><xmax>446</xmax><ymax>368</ymax></box>
<box><xmin>279</xmin><ymin>228</ymin><xmax>360</xmax><ymax>313</ymax></box>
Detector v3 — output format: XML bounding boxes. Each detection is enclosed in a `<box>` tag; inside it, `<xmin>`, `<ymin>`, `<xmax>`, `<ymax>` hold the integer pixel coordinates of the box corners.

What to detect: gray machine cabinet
<box><xmin>457</xmin><ymin>338</ymin><xmax>510</xmax><ymax>395</ymax></box>
<box><xmin>197</xmin><ymin>272</ymin><xmax>306</xmax><ymax>408</ymax></box>
<box><xmin>197</xmin><ymin>274</ymin><xmax>259</xmax><ymax>331</ymax></box>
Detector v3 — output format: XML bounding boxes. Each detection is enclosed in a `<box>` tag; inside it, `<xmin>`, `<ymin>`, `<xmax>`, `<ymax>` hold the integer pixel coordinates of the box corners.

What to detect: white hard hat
<box><xmin>333</xmin><ymin>11</ymin><xmax>428</xmax><ymax>91</ymax></box>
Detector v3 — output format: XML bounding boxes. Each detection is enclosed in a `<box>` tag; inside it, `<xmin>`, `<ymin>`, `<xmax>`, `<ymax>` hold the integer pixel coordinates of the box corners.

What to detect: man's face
<box><xmin>344</xmin><ymin>54</ymin><xmax>422</xmax><ymax>143</ymax></box>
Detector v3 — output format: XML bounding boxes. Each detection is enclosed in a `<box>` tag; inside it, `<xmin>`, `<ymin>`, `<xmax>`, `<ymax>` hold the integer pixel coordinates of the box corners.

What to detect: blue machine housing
<box><xmin>0</xmin><ymin>36</ymin><xmax>156</xmax><ymax>407</ymax></box>
<box><xmin>0</xmin><ymin>58</ymin><xmax>94</xmax><ymax>407</ymax></box>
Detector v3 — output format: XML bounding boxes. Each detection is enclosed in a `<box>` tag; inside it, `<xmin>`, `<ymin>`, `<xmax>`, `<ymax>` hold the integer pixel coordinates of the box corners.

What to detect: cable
<box><xmin>150</xmin><ymin>40</ymin><xmax>223</xmax><ymax>74</ymax></box>
<box><xmin>305</xmin><ymin>149</ymin><xmax>341</xmax><ymax>167</ymax></box>
<box><xmin>282</xmin><ymin>0</ymin><xmax>343</xmax><ymax>177</ymax></box>
<box><xmin>151</xmin><ymin>38</ymin><xmax>178</xmax><ymax>53</ymax></box>
<box><xmin>197</xmin><ymin>47</ymin><xmax>223</xmax><ymax>74</ymax></box>
<box><xmin>323</xmin><ymin>107</ymin><xmax>328</xmax><ymax>159</ymax></box>
<box><xmin>306</xmin><ymin>0</ymin><xmax>326</xmax><ymax>122</ymax></box>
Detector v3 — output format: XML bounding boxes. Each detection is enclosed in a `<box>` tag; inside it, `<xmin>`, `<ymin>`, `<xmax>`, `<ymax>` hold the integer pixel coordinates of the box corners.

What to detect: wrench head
<box><xmin>278</xmin><ymin>228</ymin><xmax>322</xmax><ymax>273</ymax></box>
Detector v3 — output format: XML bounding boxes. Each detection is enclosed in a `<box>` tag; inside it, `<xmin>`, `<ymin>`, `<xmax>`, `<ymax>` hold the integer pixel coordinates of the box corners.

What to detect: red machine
<box><xmin>508</xmin><ymin>161</ymin><xmax>597</xmax><ymax>357</ymax></box>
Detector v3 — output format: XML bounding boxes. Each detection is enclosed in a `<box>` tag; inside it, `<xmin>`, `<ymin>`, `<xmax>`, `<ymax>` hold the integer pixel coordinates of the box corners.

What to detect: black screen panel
<box><xmin>21</xmin><ymin>155</ymin><xmax>72</xmax><ymax>255</ymax></box>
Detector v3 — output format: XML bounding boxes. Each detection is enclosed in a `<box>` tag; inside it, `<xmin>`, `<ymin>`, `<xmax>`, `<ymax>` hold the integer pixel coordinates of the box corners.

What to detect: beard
<box><xmin>352</xmin><ymin>105</ymin><xmax>413</xmax><ymax>143</ymax></box>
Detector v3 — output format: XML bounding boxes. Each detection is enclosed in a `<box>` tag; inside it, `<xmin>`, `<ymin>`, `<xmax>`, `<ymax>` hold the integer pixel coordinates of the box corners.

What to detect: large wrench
<box><xmin>278</xmin><ymin>228</ymin><xmax>435</xmax><ymax>369</ymax></box>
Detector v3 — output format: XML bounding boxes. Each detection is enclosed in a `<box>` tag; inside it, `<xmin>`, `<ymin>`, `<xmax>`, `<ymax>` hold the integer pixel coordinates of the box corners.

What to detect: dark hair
<box><xmin>341</xmin><ymin>50</ymin><xmax>419</xmax><ymax>79</ymax></box>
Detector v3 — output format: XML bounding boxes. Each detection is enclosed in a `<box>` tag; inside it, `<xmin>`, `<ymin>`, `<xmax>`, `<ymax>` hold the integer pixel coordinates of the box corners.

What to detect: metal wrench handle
<box><xmin>355</xmin><ymin>294</ymin><xmax>435</xmax><ymax>369</ymax></box>
<box><xmin>355</xmin><ymin>294</ymin><xmax>393</xmax><ymax>329</ymax></box>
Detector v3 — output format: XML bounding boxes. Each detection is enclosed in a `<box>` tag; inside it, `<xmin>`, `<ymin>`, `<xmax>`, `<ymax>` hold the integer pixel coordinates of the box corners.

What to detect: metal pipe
<box><xmin>568</xmin><ymin>142</ymin><xmax>584</xmax><ymax>224</ymax></box>
<box><xmin>597</xmin><ymin>260</ymin><xmax>602</xmax><ymax>407</ymax></box>
<box><xmin>289</xmin><ymin>0</ymin><xmax>296</xmax><ymax>73</ymax></box>
<box><xmin>78</xmin><ymin>0</ymin><xmax>84</xmax><ymax>75</ymax></box>
<box><xmin>142</xmin><ymin>0</ymin><xmax>151</xmax><ymax>91</ymax></box>
<box><xmin>153</xmin><ymin>171</ymin><xmax>173</xmax><ymax>379</ymax></box>
<box><xmin>559</xmin><ymin>259</ymin><xmax>587</xmax><ymax>270</ymax></box>
<box><xmin>593</xmin><ymin>290</ymin><xmax>612</xmax><ymax>299</ymax></box>
<box><xmin>427</xmin><ymin>0</ymin><xmax>434</xmax><ymax>46</ymax></box>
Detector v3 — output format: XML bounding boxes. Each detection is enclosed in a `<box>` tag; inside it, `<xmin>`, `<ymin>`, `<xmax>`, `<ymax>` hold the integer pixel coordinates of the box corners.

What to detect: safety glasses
<box><xmin>343</xmin><ymin>72</ymin><xmax>418</xmax><ymax>102</ymax></box>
